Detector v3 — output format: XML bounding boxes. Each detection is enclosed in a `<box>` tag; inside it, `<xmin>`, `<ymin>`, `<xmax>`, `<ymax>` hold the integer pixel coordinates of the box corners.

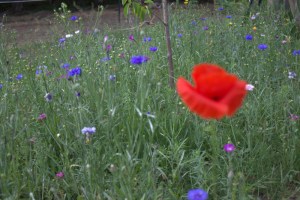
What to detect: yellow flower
<box><xmin>253</xmin><ymin>26</ymin><xmax>257</xmax><ymax>31</ymax></box>
<box><xmin>184</xmin><ymin>0</ymin><xmax>188</xmax><ymax>5</ymax></box>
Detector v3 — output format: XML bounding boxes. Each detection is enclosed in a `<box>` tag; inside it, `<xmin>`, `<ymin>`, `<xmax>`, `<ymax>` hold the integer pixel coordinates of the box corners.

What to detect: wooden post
<box><xmin>288</xmin><ymin>0</ymin><xmax>300</xmax><ymax>30</ymax></box>
<box><xmin>162</xmin><ymin>0</ymin><xmax>175</xmax><ymax>89</ymax></box>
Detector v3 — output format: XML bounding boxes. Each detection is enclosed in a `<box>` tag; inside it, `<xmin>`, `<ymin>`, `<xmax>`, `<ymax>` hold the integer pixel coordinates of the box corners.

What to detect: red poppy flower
<box><xmin>177</xmin><ymin>63</ymin><xmax>247</xmax><ymax>119</ymax></box>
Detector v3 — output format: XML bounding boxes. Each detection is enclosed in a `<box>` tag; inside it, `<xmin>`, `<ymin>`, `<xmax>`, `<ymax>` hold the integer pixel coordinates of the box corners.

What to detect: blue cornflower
<box><xmin>70</xmin><ymin>15</ymin><xmax>78</xmax><ymax>21</ymax></box>
<box><xmin>68</xmin><ymin>67</ymin><xmax>82</xmax><ymax>77</ymax></box>
<box><xmin>143</xmin><ymin>37</ymin><xmax>152</xmax><ymax>42</ymax></box>
<box><xmin>200</xmin><ymin>17</ymin><xmax>207</xmax><ymax>20</ymax></box>
<box><xmin>59</xmin><ymin>38</ymin><xmax>66</xmax><ymax>44</ymax></box>
<box><xmin>130</xmin><ymin>55</ymin><xmax>149</xmax><ymax>65</ymax></box>
<box><xmin>81</xmin><ymin>127</ymin><xmax>96</xmax><ymax>135</ymax></box>
<box><xmin>76</xmin><ymin>91</ymin><xmax>81</xmax><ymax>97</ymax></box>
<box><xmin>44</xmin><ymin>93</ymin><xmax>52</xmax><ymax>102</ymax></box>
<box><xmin>36</xmin><ymin>65</ymin><xmax>48</xmax><ymax>75</ymax></box>
<box><xmin>191</xmin><ymin>20</ymin><xmax>197</xmax><ymax>25</ymax></box>
<box><xmin>100</xmin><ymin>56</ymin><xmax>111</xmax><ymax>62</ymax></box>
<box><xmin>245</xmin><ymin>34</ymin><xmax>253</xmax><ymax>40</ymax></box>
<box><xmin>202</xmin><ymin>26</ymin><xmax>208</xmax><ymax>30</ymax></box>
<box><xmin>288</xmin><ymin>71</ymin><xmax>297</xmax><ymax>79</ymax></box>
<box><xmin>149</xmin><ymin>46</ymin><xmax>158</xmax><ymax>52</ymax></box>
<box><xmin>226</xmin><ymin>15</ymin><xmax>232</xmax><ymax>19</ymax></box>
<box><xmin>0</xmin><ymin>84</ymin><xmax>3</xmax><ymax>89</ymax></box>
<box><xmin>258</xmin><ymin>44</ymin><xmax>268</xmax><ymax>50</ymax></box>
<box><xmin>218</xmin><ymin>7</ymin><xmax>224</xmax><ymax>11</ymax></box>
<box><xmin>61</xmin><ymin>63</ymin><xmax>70</xmax><ymax>69</ymax></box>
<box><xmin>177</xmin><ymin>33</ymin><xmax>183</xmax><ymax>38</ymax></box>
<box><xmin>109</xmin><ymin>74</ymin><xmax>116</xmax><ymax>81</ymax></box>
<box><xmin>187</xmin><ymin>189</ymin><xmax>208</xmax><ymax>200</ymax></box>
<box><xmin>36</xmin><ymin>70</ymin><xmax>42</xmax><ymax>75</ymax></box>
<box><xmin>16</xmin><ymin>74</ymin><xmax>23</xmax><ymax>80</ymax></box>
<box><xmin>292</xmin><ymin>50</ymin><xmax>300</xmax><ymax>56</ymax></box>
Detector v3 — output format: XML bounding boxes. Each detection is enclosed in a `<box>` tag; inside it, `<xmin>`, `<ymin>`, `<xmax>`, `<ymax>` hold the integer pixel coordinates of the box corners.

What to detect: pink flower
<box><xmin>223</xmin><ymin>143</ymin><xmax>235</xmax><ymax>153</ymax></box>
<box><xmin>129</xmin><ymin>34</ymin><xmax>134</xmax><ymax>41</ymax></box>
<box><xmin>245</xmin><ymin>84</ymin><xmax>254</xmax><ymax>91</ymax></box>
<box><xmin>56</xmin><ymin>171</ymin><xmax>64</xmax><ymax>178</ymax></box>
<box><xmin>37</xmin><ymin>113</ymin><xmax>47</xmax><ymax>121</ymax></box>
<box><xmin>289</xmin><ymin>114</ymin><xmax>299</xmax><ymax>121</ymax></box>
<box><xmin>106</xmin><ymin>44</ymin><xmax>112</xmax><ymax>51</ymax></box>
<box><xmin>104</xmin><ymin>35</ymin><xmax>108</xmax><ymax>43</ymax></box>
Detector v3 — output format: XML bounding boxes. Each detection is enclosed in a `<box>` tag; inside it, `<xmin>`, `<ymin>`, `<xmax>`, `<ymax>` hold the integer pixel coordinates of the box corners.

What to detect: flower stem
<box><xmin>208</xmin><ymin>120</ymin><xmax>220</xmax><ymax>199</ymax></box>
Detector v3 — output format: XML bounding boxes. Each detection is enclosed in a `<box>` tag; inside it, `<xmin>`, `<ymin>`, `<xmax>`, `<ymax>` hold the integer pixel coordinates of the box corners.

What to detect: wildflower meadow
<box><xmin>0</xmin><ymin>2</ymin><xmax>300</xmax><ymax>199</ymax></box>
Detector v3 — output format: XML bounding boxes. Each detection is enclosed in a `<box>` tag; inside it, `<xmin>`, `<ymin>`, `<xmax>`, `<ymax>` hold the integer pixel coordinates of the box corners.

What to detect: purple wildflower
<box><xmin>0</xmin><ymin>84</ymin><xmax>2</xmax><ymax>89</ymax></box>
<box><xmin>106</xmin><ymin>44</ymin><xmax>112</xmax><ymax>51</ymax></box>
<box><xmin>177</xmin><ymin>33</ymin><xmax>183</xmax><ymax>38</ymax></box>
<box><xmin>226</xmin><ymin>15</ymin><xmax>232</xmax><ymax>19</ymax></box>
<box><xmin>56</xmin><ymin>171</ymin><xmax>64</xmax><ymax>178</ymax></box>
<box><xmin>289</xmin><ymin>114</ymin><xmax>299</xmax><ymax>121</ymax></box>
<box><xmin>37</xmin><ymin>113</ymin><xmax>47</xmax><ymax>121</ymax></box>
<box><xmin>202</xmin><ymin>26</ymin><xmax>208</xmax><ymax>30</ymax></box>
<box><xmin>218</xmin><ymin>7</ymin><xmax>224</xmax><ymax>11</ymax></box>
<box><xmin>129</xmin><ymin>34</ymin><xmax>134</xmax><ymax>41</ymax></box>
<box><xmin>223</xmin><ymin>143</ymin><xmax>235</xmax><ymax>153</ymax></box>
<box><xmin>187</xmin><ymin>189</ymin><xmax>208</xmax><ymax>200</ymax></box>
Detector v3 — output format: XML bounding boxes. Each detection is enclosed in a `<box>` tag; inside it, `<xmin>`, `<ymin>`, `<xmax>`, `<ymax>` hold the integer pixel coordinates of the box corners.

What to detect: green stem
<box><xmin>209</xmin><ymin>120</ymin><xmax>220</xmax><ymax>199</ymax></box>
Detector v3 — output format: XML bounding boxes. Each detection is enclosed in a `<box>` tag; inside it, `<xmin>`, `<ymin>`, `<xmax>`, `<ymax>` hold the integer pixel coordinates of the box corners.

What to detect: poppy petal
<box><xmin>220</xmin><ymin>80</ymin><xmax>247</xmax><ymax>116</ymax></box>
<box><xmin>177</xmin><ymin>77</ymin><xmax>229</xmax><ymax>119</ymax></box>
<box><xmin>194</xmin><ymin>73</ymin><xmax>238</xmax><ymax>101</ymax></box>
<box><xmin>192</xmin><ymin>63</ymin><xmax>225</xmax><ymax>84</ymax></box>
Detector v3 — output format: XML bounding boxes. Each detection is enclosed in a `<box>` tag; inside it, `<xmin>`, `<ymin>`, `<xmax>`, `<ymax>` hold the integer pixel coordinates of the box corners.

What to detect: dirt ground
<box><xmin>0</xmin><ymin>2</ymin><xmax>215</xmax><ymax>45</ymax></box>
<box><xmin>0</xmin><ymin>2</ymin><xmax>136</xmax><ymax>45</ymax></box>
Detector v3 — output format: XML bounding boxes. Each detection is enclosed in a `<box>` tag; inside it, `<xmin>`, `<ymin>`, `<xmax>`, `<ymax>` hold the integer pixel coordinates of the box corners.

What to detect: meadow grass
<box><xmin>0</xmin><ymin>2</ymin><xmax>300</xmax><ymax>199</ymax></box>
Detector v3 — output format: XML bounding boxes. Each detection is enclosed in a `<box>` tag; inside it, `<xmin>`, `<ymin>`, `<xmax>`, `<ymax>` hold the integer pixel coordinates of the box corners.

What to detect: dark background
<box><xmin>0</xmin><ymin>0</ymin><xmax>212</xmax><ymax>14</ymax></box>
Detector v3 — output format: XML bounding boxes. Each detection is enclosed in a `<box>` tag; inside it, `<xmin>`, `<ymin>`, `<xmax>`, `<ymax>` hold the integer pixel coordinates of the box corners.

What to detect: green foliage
<box><xmin>0</xmin><ymin>3</ymin><xmax>300</xmax><ymax>200</ymax></box>
<box><xmin>122</xmin><ymin>0</ymin><xmax>153</xmax><ymax>21</ymax></box>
